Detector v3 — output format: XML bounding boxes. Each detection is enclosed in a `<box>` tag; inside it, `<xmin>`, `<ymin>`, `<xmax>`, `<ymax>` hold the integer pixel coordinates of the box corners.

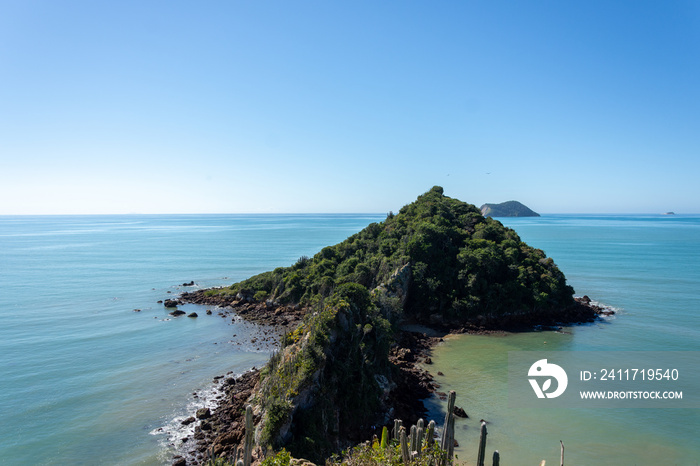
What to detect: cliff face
<box><xmin>184</xmin><ymin>187</ymin><xmax>595</xmax><ymax>463</ymax></box>
<box><xmin>256</xmin><ymin>283</ymin><xmax>394</xmax><ymax>461</ymax></box>
<box><xmin>480</xmin><ymin>200</ymin><xmax>540</xmax><ymax>217</ymax></box>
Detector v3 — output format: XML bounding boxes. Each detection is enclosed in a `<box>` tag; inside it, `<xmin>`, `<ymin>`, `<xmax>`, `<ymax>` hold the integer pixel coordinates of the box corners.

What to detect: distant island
<box><xmin>480</xmin><ymin>200</ymin><xmax>540</xmax><ymax>217</ymax></box>
<box><xmin>175</xmin><ymin>187</ymin><xmax>603</xmax><ymax>465</ymax></box>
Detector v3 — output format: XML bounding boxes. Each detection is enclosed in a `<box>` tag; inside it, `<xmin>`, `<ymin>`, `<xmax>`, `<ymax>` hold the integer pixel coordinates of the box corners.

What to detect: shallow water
<box><xmin>425</xmin><ymin>215</ymin><xmax>700</xmax><ymax>465</ymax></box>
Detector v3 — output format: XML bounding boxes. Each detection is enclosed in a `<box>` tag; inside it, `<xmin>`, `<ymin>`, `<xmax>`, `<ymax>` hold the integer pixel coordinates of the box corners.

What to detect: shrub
<box><xmin>261</xmin><ymin>448</ymin><xmax>292</xmax><ymax>466</ymax></box>
<box><xmin>327</xmin><ymin>438</ymin><xmax>447</xmax><ymax>465</ymax></box>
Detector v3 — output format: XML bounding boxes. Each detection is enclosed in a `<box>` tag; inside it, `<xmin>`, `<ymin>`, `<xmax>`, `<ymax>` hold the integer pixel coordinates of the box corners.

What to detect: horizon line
<box><xmin>0</xmin><ymin>211</ymin><xmax>696</xmax><ymax>217</ymax></box>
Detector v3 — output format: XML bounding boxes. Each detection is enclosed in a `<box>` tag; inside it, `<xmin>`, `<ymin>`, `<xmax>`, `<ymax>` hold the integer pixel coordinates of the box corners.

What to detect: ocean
<box><xmin>1</xmin><ymin>213</ymin><xmax>698</xmax><ymax>465</ymax></box>
<box><xmin>0</xmin><ymin>214</ymin><xmax>385</xmax><ymax>465</ymax></box>
<box><xmin>425</xmin><ymin>215</ymin><xmax>700</xmax><ymax>465</ymax></box>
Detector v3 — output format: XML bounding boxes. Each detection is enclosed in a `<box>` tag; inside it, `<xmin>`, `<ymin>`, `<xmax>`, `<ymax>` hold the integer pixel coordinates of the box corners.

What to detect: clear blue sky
<box><xmin>1</xmin><ymin>1</ymin><xmax>698</xmax><ymax>214</ymax></box>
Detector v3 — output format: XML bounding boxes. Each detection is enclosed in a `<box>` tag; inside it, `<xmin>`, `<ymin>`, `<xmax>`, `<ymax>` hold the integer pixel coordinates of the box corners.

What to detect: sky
<box><xmin>1</xmin><ymin>1</ymin><xmax>699</xmax><ymax>215</ymax></box>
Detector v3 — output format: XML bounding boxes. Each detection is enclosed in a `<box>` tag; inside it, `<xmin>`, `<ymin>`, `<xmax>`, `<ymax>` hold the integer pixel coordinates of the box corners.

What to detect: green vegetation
<box><xmin>260</xmin><ymin>449</ymin><xmax>292</xmax><ymax>466</ymax></box>
<box><xmin>211</xmin><ymin>187</ymin><xmax>578</xmax><ymax>463</ymax></box>
<box><xmin>326</xmin><ymin>438</ymin><xmax>447</xmax><ymax>466</ymax></box>
<box><xmin>210</xmin><ymin>186</ymin><xmax>572</xmax><ymax>324</ymax></box>
<box><xmin>222</xmin><ymin>441</ymin><xmax>449</xmax><ymax>466</ymax></box>
<box><xmin>256</xmin><ymin>283</ymin><xmax>393</xmax><ymax>462</ymax></box>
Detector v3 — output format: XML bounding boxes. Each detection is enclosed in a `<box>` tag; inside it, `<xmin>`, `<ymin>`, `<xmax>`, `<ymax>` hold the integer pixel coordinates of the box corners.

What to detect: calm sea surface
<box><xmin>1</xmin><ymin>214</ymin><xmax>698</xmax><ymax>465</ymax></box>
<box><xmin>0</xmin><ymin>214</ymin><xmax>384</xmax><ymax>465</ymax></box>
<box><xmin>426</xmin><ymin>215</ymin><xmax>700</xmax><ymax>465</ymax></box>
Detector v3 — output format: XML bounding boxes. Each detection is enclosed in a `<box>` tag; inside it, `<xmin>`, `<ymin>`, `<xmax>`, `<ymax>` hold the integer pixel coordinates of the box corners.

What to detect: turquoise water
<box><xmin>425</xmin><ymin>215</ymin><xmax>700</xmax><ymax>465</ymax></box>
<box><xmin>0</xmin><ymin>214</ymin><xmax>384</xmax><ymax>465</ymax></box>
<box><xmin>1</xmin><ymin>214</ymin><xmax>699</xmax><ymax>465</ymax></box>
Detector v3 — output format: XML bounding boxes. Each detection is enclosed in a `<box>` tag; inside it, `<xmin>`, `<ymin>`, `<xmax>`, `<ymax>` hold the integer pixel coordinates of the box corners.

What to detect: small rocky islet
<box><xmin>165</xmin><ymin>187</ymin><xmax>608</xmax><ymax>465</ymax></box>
<box><xmin>480</xmin><ymin>200</ymin><xmax>540</xmax><ymax>217</ymax></box>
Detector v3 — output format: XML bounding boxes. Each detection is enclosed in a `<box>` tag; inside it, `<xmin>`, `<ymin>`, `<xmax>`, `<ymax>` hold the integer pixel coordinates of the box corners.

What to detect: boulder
<box><xmin>187</xmin><ymin>312</ymin><xmax>198</xmax><ymax>318</ymax></box>
<box><xmin>169</xmin><ymin>310</ymin><xmax>186</xmax><ymax>317</ymax></box>
<box><xmin>164</xmin><ymin>299</ymin><xmax>179</xmax><ymax>308</ymax></box>
<box><xmin>290</xmin><ymin>459</ymin><xmax>317</xmax><ymax>466</ymax></box>
<box><xmin>396</xmin><ymin>348</ymin><xmax>414</xmax><ymax>362</ymax></box>
<box><xmin>454</xmin><ymin>406</ymin><xmax>468</xmax><ymax>418</ymax></box>
<box><xmin>196</xmin><ymin>407</ymin><xmax>211</xmax><ymax>419</ymax></box>
<box><xmin>212</xmin><ymin>431</ymin><xmax>240</xmax><ymax>447</ymax></box>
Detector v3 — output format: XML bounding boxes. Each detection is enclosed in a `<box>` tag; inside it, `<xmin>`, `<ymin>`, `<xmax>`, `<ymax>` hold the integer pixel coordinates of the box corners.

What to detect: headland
<box><xmin>169</xmin><ymin>187</ymin><xmax>608</xmax><ymax>465</ymax></box>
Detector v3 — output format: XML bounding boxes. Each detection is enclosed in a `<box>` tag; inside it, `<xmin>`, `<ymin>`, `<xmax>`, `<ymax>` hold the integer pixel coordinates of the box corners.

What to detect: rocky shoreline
<box><xmin>171</xmin><ymin>370</ymin><xmax>262</xmax><ymax>466</ymax></box>
<box><xmin>177</xmin><ymin>289</ymin><xmax>308</xmax><ymax>329</ymax></box>
<box><xmin>174</xmin><ymin>289</ymin><xmax>611</xmax><ymax>333</ymax></box>
<box><xmin>171</xmin><ymin>330</ymin><xmax>441</xmax><ymax>466</ymax></box>
<box><xmin>167</xmin><ymin>291</ymin><xmax>610</xmax><ymax>465</ymax></box>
